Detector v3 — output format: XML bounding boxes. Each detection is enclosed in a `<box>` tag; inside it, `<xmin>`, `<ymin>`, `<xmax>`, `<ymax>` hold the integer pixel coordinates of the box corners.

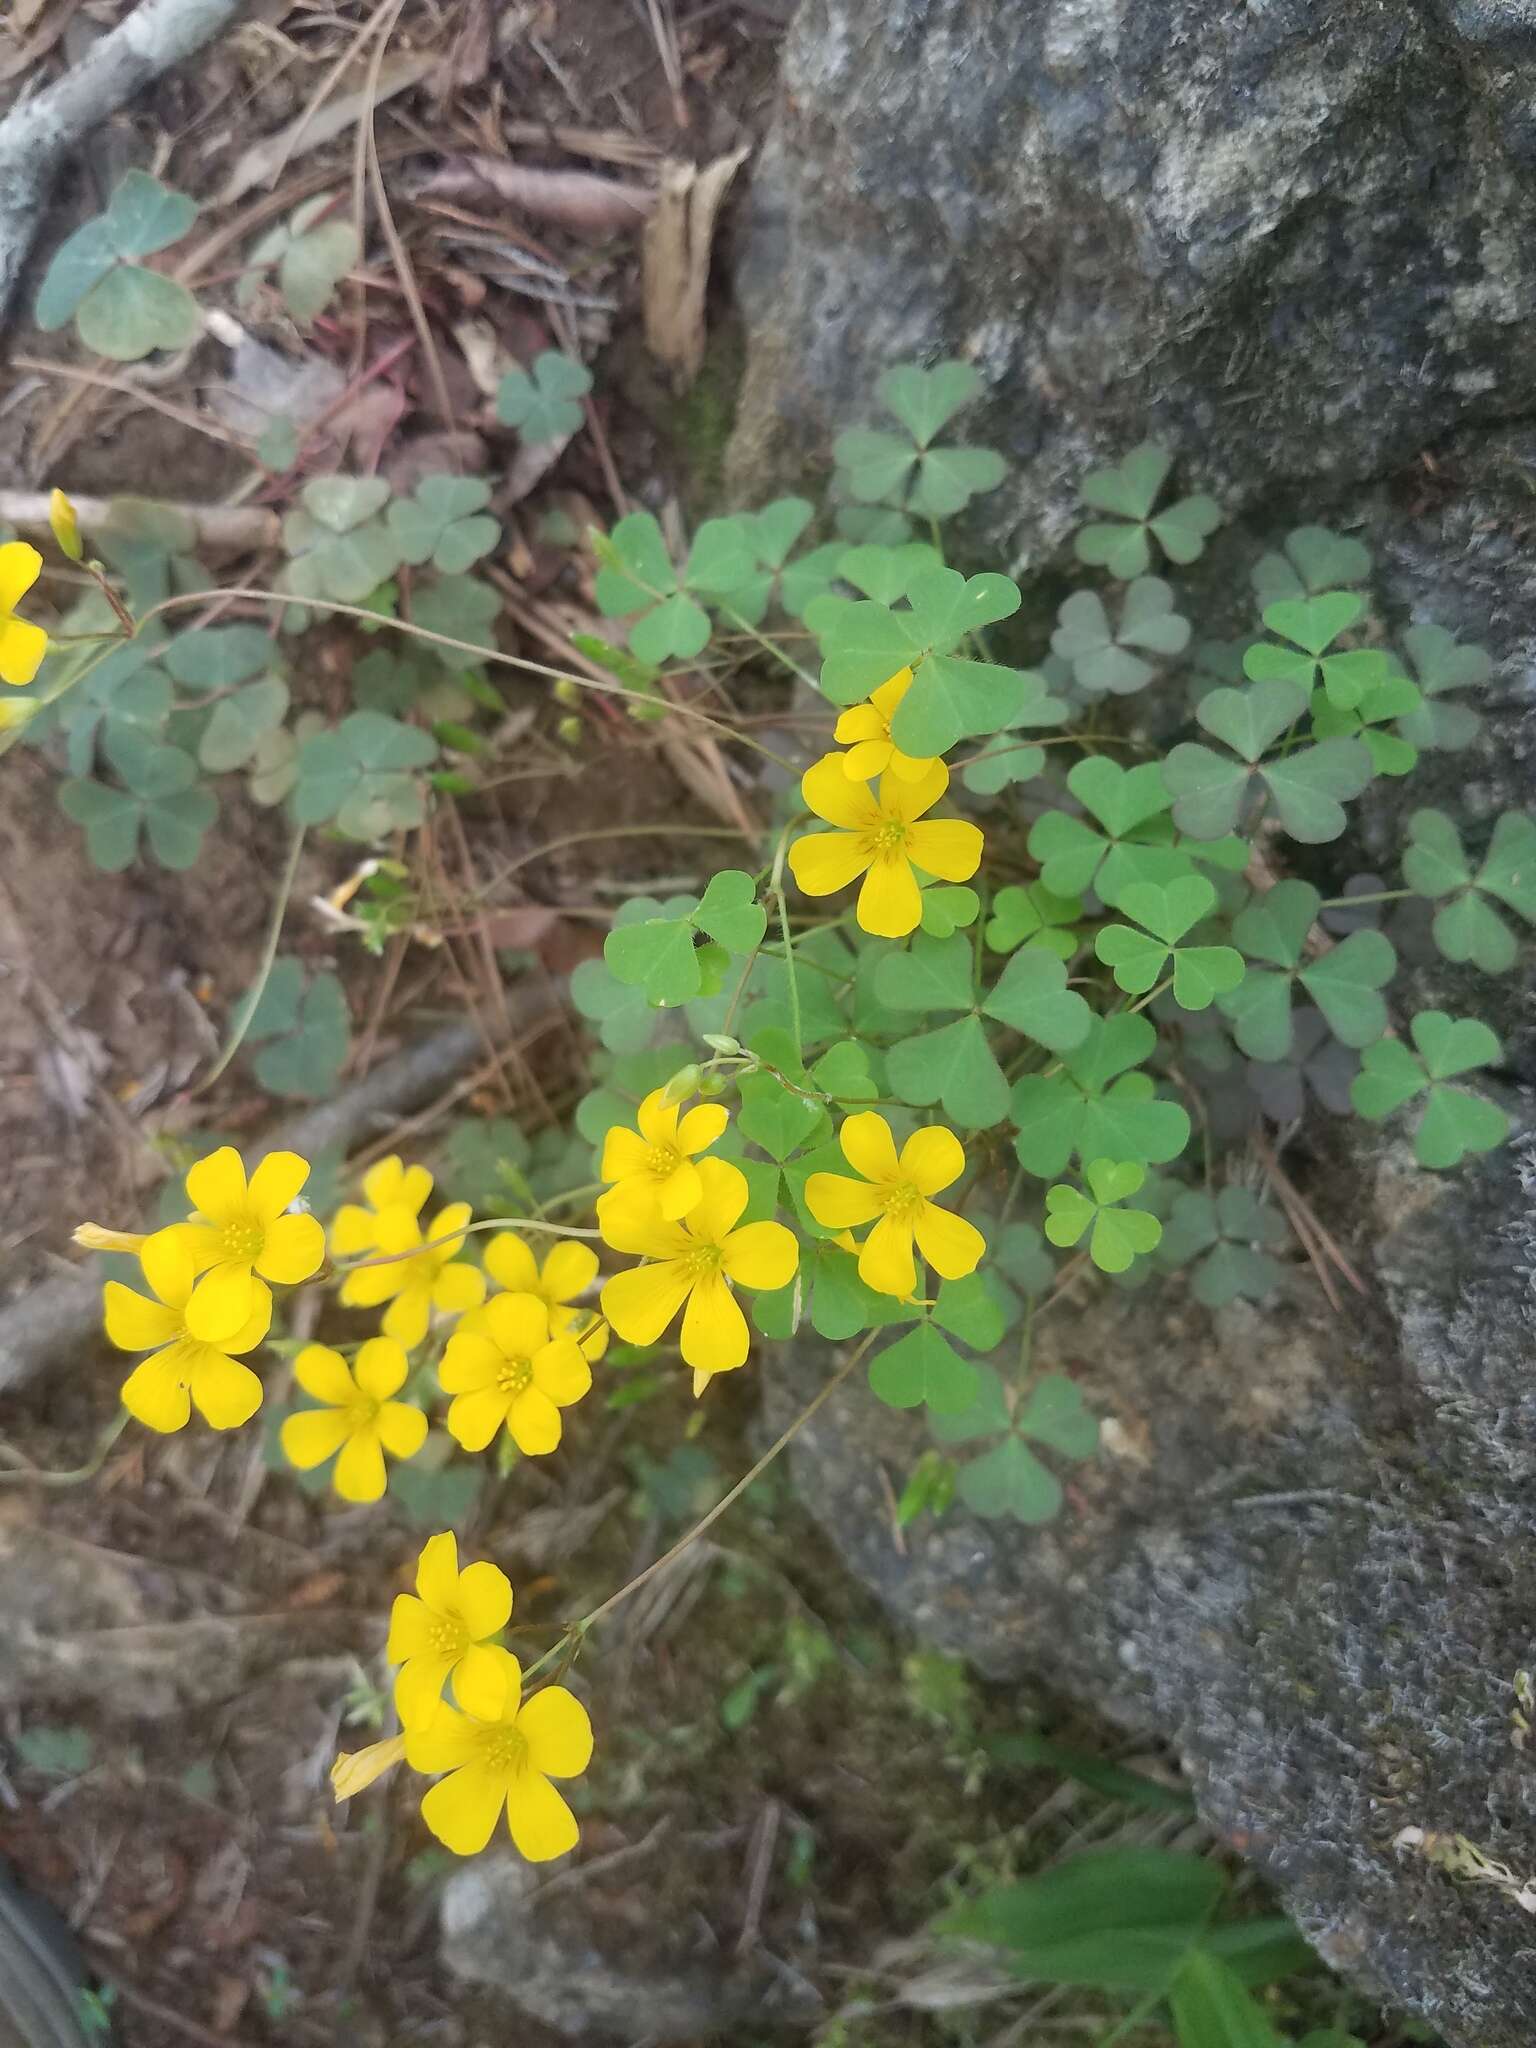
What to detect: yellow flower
<box><xmin>787</xmin><ymin>754</ymin><xmax>983</xmax><ymax>939</ymax></box>
<box><xmin>104</xmin><ymin>1226</ymin><xmax>271</xmax><ymax>1432</ymax></box>
<box><xmin>597</xmin><ymin>1087</ymin><xmax>728</xmax><ymax>1225</ymax></box>
<box><xmin>0</xmin><ymin>542</ymin><xmax>47</xmax><ymax>687</ymax></box>
<box><xmin>439</xmin><ymin>1292</ymin><xmax>592</xmax><ymax>1455</ymax></box>
<box><xmin>332</xmin><ymin>1734</ymin><xmax>407</xmax><ymax>1803</ymax></box>
<box><xmin>387</xmin><ymin>1531</ymin><xmax>518</xmax><ymax>1729</ymax></box>
<box><xmin>171</xmin><ymin>1146</ymin><xmax>326</xmax><ymax>1345</ymax></box>
<box><xmin>599</xmin><ymin>1157</ymin><xmax>798</xmax><ymax>1393</ymax></box>
<box><xmin>406</xmin><ymin>1659</ymin><xmax>592</xmax><ymax>1860</ymax></box>
<box><xmin>833</xmin><ymin>669</ymin><xmax>940</xmax><ymax>783</ymax></box>
<box><xmin>804</xmin><ymin>1111</ymin><xmax>986</xmax><ymax>1300</ymax></box>
<box><xmin>279</xmin><ymin>1338</ymin><xmax>428</xmax><ymax>1502</ymax></box>
<box><xmin>49</xmin><ymin>490</ymin><xmax>82</xmax><ymax>564</ymax></box>
<box><xmin>332</xmin><ymin>1156</ymin><xmax>485</xmax><ymax>1347</ymax></box>
<box><xmin>484</xmin><ymin>1231</ymin><xmax>608</xmax><ymax>1360</ymax></box>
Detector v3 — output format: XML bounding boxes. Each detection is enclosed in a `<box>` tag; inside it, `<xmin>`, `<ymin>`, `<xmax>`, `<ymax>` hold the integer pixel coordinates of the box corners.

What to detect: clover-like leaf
<box><xmin>694</xmin><ymin>869</ymin><xmax>766</xmax><ymax>954</ymax></box>
<box><xmin>240</xmin><ymin>956</ymin><xmax>351</xmax><ymax>1099</ymax></box>
<box><xmin>495</xmin><ymin>351</ymin><xmax>593</xmax><ymax>442</ymax></box>
<box><xmin>1011</xmin><ymin>1013</ymin><xmax>1190</xmax><ymax>1176</ymax></box>
<box><xmin>1044</xmin><ymin>1159</ymin><xmax>1163</xmax><ymax>1273</ymax></box>
<box><xmin>1164</xmin><ymin>680</ymin><xmax>1371</xmax><ymax>842</ymax></box>
<box><xmin>1403</xmin><ymin>809</ymin><xmax>1536</xmax><ymax>974</ymax></box>
<box><xmin>593</xmin><ymin>512</ymin><xmax>753</xmax><ymax>663</ymax></box>
<box><xmin>1075</xmin><ymin>443</ymin><xmax>1220</xmax><ymax>578</ymax></box>
<box><xmin>59</xmin><ymin>749</ymin><xmax>217</xmax><ymax>871</ymax></box>
<box><xmin>930</xmin><ymin>1365</ymin><xmax>1097</xmax><ymax>1523</ymax></box>
<box><xmin>833</xmin><ymin>361</ymin><xmax>1006</xmax><ymax>519</ymax></box>
<box><xmin>985</xmin><ymin>882</ymin><xmax>1081</xmax><ymax>959</ymax></box>
<box><xmin>387</xmin><ymin>475</ymin><xmax>499</xmax><ymax>574</ymax></box>
<box><xmin>1027</xmin><ymin>760</ymin><xmax>1184</xmax><ymax>901</ymax></box>
<box><xmin>36</xmin><ymin>171</ymin><xmax>200</xmax><ymax>355</ymax></box>
<box><xmin>1351</xmin><ymin>1010</ymin><xmax>1508</xmax><ymax>1168</ymax></box>
<box><xmin>1095</xmin><ymin>875</ymin><xmax>1244</xmax><ymax>1010</ymax></box>
<box><xmin>1244</xmin><ymin>593</ymin><xmax>1388</xmax><ymax>712</ymax></box>
<box><xmin>164</xmin><ymin>625</ymin><xmax>277</xmax><ymax>688</ymax></box>
<box><xmin>869</xmin><ymin>1319</ymin><xmax>980</xmax><ymax>1416</ymax></box>
<box><xmin>1250</xmin><ymin>526</ymin><xmax>1372</xmax><ymax>606</ymax></box>
<box><xmin>919</xmin><ymin>884</ymin><xmax>981</xmax><ymax>937</ymax></box>
<box><xmin>570</xmin><ymin>955</ymin><xmax>661</xmax><ymax>1055</ymax></box>
<box><xmin>291</xmin><ymin>710</ymin><xmax>437</xmax><ymax>837</ymax></box>
<box><xmin>74</xmin><ymin>263</ymin><xmax>202</xmax><ymax>362</ymax></box>
<box><xmin>1221</xmin><ymin>881</ymin><xmax>1395</xmax><ymax>1055</ymax></box>
<box><xmin>239</xmin><ymin>195</ymin><xmax>359</xmax><ymax>326</ymax></box>
<box><xmin>982</xmin><ymin>948</ymin><xmax>1093</xmax><ymax>1049</ymax></box>
<box><xmin>410</xmin><ymin>574</ymin><xmax>502</xmax><ymax>667</ymax></box>
<box><xmin>1395</xmin><ymin>624</ymin><xmax>1490</xmax><ymax>752</ymax></box>
<box><xmin>282</xmin><ymin>483</ymin><xmax>402</xmax><ymax>609</ymax></box>
<box><xmin>198</xmin><ymin>676</ymin><xmax>290</xmax><ymax>772</ymax></box>
<box><xmin>603</xmin><ymin>902</ymin><xmax>705</xmax><ymax>1007</ymax></box>
<box><xmin>737</xmin><ymin>1068</ymin><xmax>827</xmax><ymax>1161</ymax></box>
<box><xmin>962</xmin><ymin>734</ymin><xmax>1046</xmax><ymax>795</ymax></box>
<box><xmin>1159</xmin><ymin>1187</ymin><xmax>1287</xmax><ymax>1307</ymax></box>
<box><xmin>1051</xmin><ymin>578</ymin><xmax>1191</xmax><ymax>696</ymax></box>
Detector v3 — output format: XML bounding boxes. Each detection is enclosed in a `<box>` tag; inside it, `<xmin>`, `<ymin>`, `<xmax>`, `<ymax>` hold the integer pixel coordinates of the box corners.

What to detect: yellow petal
<box><xmin>841</xmin><ymin>737</ymin><xmax>893</xmax><ymax>782</ymax></box>
<box><xmin>888</xmin><ymin>747</ymin><xmax>940</xmax><ymax>782</ymax></box>
<box><xmin>329</xmin><ymin>1204</ymin><xmax>379</xmax><ymax>1256</ymax></box>
<box><xmin>415</xmin><ymin>1531</ymin><xmax>460</xmax><ymax>1609</ymax></box>
<box><xmin>331</xmin><ymin>1733</ymin><xmax>406</xmax><ymax>1802</ymax></box>
<box><xmin>452</xmin><ymin>1642</ymin><xmax>516</xmax><ymax>1719</ymax></box>
<box><xmin>721</xmin><ymin>1220</ymin><xmax>799</xmax><ymax>1291</ymax></box>
<box><xmin>913</xmin><ymin>1200</ymin><xmax>987</xmax><ymax>1280</ymax></box>
<box><xmin>858</xmin><ymin>1212</ymin><xmax>917</xmax><ymax>1299</ymax></box>
<box><xmin>507</xmin><ymin>1387</ymin><xmax>562</xmax><ymax>1456</ymax></box>
<box><xmin>801</xmin><ymin>751</ymin><xmax>881</xmax><ymax>829</ymax></box>
<box><xmin>900</xmin><ymin>1125</ymin><xmax>965</xmax><ymax>1196</ymax></box>
<box><xmin>183</xmin><ymin>1262</ymin><xmax>257</xmax><ymax>1345</ymax></box>
<box><xmin>802</xmin><ymin>1172</ymin><xmax>884</xmax><ymax>1230</ymax></box>
<box><xmin>426</xmin><ymin>1203</ymin><xmax>473</xmax><ymax>1259</ymax></box>
<box><xmin>0</xmin><ymin>616</ymin><xmax>47</xmax><ymax>688</ymax></box>
<box><xmin>121</xmin><ymin>1349</ymin><xmax>192</xmax><ymax>1432</ymax></box>
<box><xmin>599</xmin><ymin>1126</ymin><xmax>649</xmax><ymax>1183</ymax></box>
<box><xmin>139</xmin><ymin>1225</ymin><xmax>196</xmax><ymax>1308</ymax></box>
<box><xmin>532</xmin><ymin>1336</ymin><xmax>592</xmax><ymax>1408</ymax></box>
<box><xmin>635</xmin><ymin>1088</ymin><xmax>678</xmax><ymax>1147</ymax></box>
<box><xmin>73</xmin><ymin>1224</ymin><xmax>148</xmax><ymax>1254</ymax></box>
<box><xmin>788</xmin><ymin>828</ymin><xmax>870</xmax><ymax>898</ymax></box>
<box><xmin>387</xmin><ymin>1594</ymin><xmax>441</xmax><ymax>1662</ymax></box>
<box><xmin>432</xmin><ymin>1261</ymin><xmax>486</xmax><ymax>1315</ymax></box>
<box><xmin>294</xmin><ymin>1342</ymin><xmax>356</xmax><ymax>1405</ymax></box>
<box><xmin>102</xmin><ymin>1281</ymin><xmax>181</xmax><ymax>1354</ymax></box>
<box><xmin>596</xmin><ymin>1185</ymin><xmax>686</xmax><ymax>1255</ymax></box>
<box><xmin>839</xmin><ymin>1111</ymin><xmax>900</xmax><ymax>1184</ymax></box>
<box><xmin>49</xmin><ymin>490</ymin><xmax>81</xmax><ymax>563</ymax></box>
<box><xmin>376</xmin><ymin>1400</ymin><xmax>429</xmax><ymax>1461</ymax></box>
<box><xmin>504</xmin><ymin>1770</ymin><xmax>579</xmax><ymax>1862</ymax></box>
<box><xmin>0</xmin><ymin>540</ymin><xmax>42</xmax><ymax>612</ymax></box>
<box><xmin>340</xmin><ymin>1257</ymin><xmax>409</xmax><ymax>1310</ymax></box>
<box><xmin>246</xmin><ymin>1150</ymin><xmax>310</xmax><ymax>1222</ymax></box>
<box><xmin>600</xmin><ymin>1258</ymin><xmax>693</xmax><ymax>1346</ymax></box>
<box><xmin>439</xmin><ymin>1331</ymin><xmax>502</xmax><ymax>1393</ymax></box>
<box><xmin>256</xmin><ymin>1211</ymin><xmax>325</xmax><ymax>1285</ymax></box>
<box><xmin>281</xmin><ymin>1406</ymin><xmax>352</xmax><ymax>1469</ymax></box>
<box><xmin>679</xmin><ymin>1273</ymin><xmax>749</xmax><ymax>1374</ymax></box>
<box><xmin>675</xmin><ymin>1103</ymin><xmax>728</xmax><ymax>1158</ymax></box>
<box><xmin>189</xmin><ymin>1350</ymin><xmax>264</xmax><ymax>1430</ymax></box>
<box><xmin>880</xmin><ymin>757</ymin><xmax>947</xmax><ymax>821</ymax></box>
<box><xmin>167</xmin><ymin>1221</ymin><xmax>224</xmax><ymax>1277</ymax></box>
<box><xmin>362</xmin><ymin>1157</ymin><xmax>417</xmax><ymax>1212</ymax></box>
<box><xmin>856</xmin><ymin>854</ymin><xmax>922</xmax><ymax>937</ymax></box>
<box><xmin>905</xmin><ymin>816</ymin><xmax>984</xmax><ymax>883</ymax></box>
<box><xmin>657</xmin><ymin>1157</ymin><xmax>703</xmax><ymax>1220</ymax></box>
<box><xmin>484</xmin><ymin>1231</ymin><xmax>538</xmax><ymax>1293</ymax></box>
<box><xmin>396</xmin><ymin>1653</ymin><xmax>455</xmax><ymax>1730</ymax></box>
<box><xmin>518</xmin><ymin>1687</ymin><xmax>593</xmax><ymax>1778</ymax></box>
<box><xmin>355</xmin><ymin>1335</ymin><xmax>409</xmax><ymax>1399</ymax></box>
<box><xmin>686</xmin><ymin>1156</ymin><xmax>749</xmax><ymax>1242</ymax></box>
<box><xmin>405</xmin><ymin>1702</ymin><xmax>485</xmax><ymax>1775</ymax></box>
<box><xmin>484</xmin><ymin>1290</ymin><xmax>549</xmax><ymax>1359</ymax></box>
<box><xmin>539</xmin><ymin>1240</ymin><xmax>598</xmax><ymax>1303</ymax></box>
<box><xmin>422</xmin><ymin>1764</ymin><xmax>507</xmax><ymax>1856</ymax></box>
<box><xmin>226</xmin><ymin>1280</ymin><xmax>274</xmax><ymax>1355</ymax></box>
<box><xmin>446</xmin><ymin>1385</ymin><xmax>512</xmax><ymax>1453</ymax></box>
<box><xmin>456</xmin><ymin>1560</ymin><xmax>513</xmax><ymax>1639</ymax></box>
<box><xmin>185</xmin><ymin>1146</ymin><xmax>248</xmax><ymax>1226</ymax></box>
<box><xmin>334</xmin><ymin>1427</ymin><xmax>388</xmax><ymax>1502</ymax></box>
<box><xmin>382</xmin><ymin>1281</ymin><xmax>432</xmax><ymax>1349</ymax></box>
<box><xmin>833</xmin><ymin>702</ymin><xmax>885</xmax><ymax>745</ymax></box>
<box><xmin>868</xmin><ymin>667</ymin><xmax>913</xmax><ymax>719</ymax></box>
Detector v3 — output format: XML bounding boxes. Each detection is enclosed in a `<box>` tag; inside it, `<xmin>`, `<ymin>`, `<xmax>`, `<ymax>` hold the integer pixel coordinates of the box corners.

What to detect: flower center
<box><xmin>646</xmin><ymin>1143</ymin><xmax>681</xmax><ymax>1179</ymax></box>
<box><xmin>682</xmin><ymin>1243</ymin><xmax>724</xmax><ymax>1282</ymax></box>
<box><xmin>349</xmin><ymin>1395</ymin><xmax>381</xmax><ymax>1429</ymax></box>
<box><xmin>221</xmin><ymin>1216</ymin><xmax>265</xmax><ymax>1261</ymax></box>
<box><xmin>496</xmin><ymin>1357</ymin><xmax>534</xmax><ymax>1397</ymax></box>
<box><xmin>482</xmin><ymin>1726</ymin><xmax>529</xmax><ymax>1773</ymax></box>
<box><xmin>429</xmin><ymin>1615</ymin><xmax>470</xmax><ymax>1657</ymax></box>
<box><xmin>874</xmin><ymin>817</ymin><xmax>908</xmax><ymax>856</ymax></box>
<box><xmin>879</xmin><ymin>1180</ymin><xmax>924</xmax><ymax>1222</ymax></box>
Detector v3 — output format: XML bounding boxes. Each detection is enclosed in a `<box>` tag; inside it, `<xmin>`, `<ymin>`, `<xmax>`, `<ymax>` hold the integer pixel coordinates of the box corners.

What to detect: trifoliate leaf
<box><xmin>495</xmin><ymin>351</ymin><xmax>592</xmax><ymax>442</ymax></box>
<box><xmin>1251</xmin><ymin>526</ymin><xmax>1372</xmax><ymax>606</ymax></box>
<box><xmin>1351</xmin><ymin>1010</ymin><xmax>1507</xmax><ymax>1168</ymax></box>
<box><xmin>1044</xmin><ymin>1158</ymin><xmax>1164</xmax><ymax>1272</ymax></box>
<box><xmin>985</xmin><ymin>882</ymin><xmax>1081</xmax><ymax>958</ymax></box>
<box><xmin>869</xmin><ymin>1320</ymin><xmax>979</xmax><ymax>1415</ymax></box>
<box><xmin>1245</xmin><ymin>592</ymin><xmax>1388</xmax><ymax>711</ymax></box>
<box><xmin>982</xmin><ymin>948</ymin><xmax>1093</xmax><ymax>1048</ymax></box>
<box><xmin>1051</xmin><ymin>578</ymin><xmax>1190</xmax><ymax>695</ymax></box>
<box><xmin>1395</xmin><ymin>623</ymin><xmax>1489</xmax><ymax>751</ymax></box>
<box><xmin>1159</xmin><ymin>1187</ymin><xmax>1287</xmax><ymax>1306</ymax></box>
<box><xmin>241</xmin><ymin>958</ymin><xmax>351</xmax><ymax>1099</ymax></box>
<box><xmin>387</xmin><ymin>475</ymin><xmax>499</xmax><ymax>574</ymax></box>
<box><xmin>198</xmin><ymin>676</ymin><xmax>290</xmax><ymax>772</ymax></box>
<box><xmin>1095</xmin><ymin>875</ymin><xmax>1244</xmax><ymax>1010</ymax></box>
<box><xmin>693</xmin><ymin>869</ymin><xmax>766</xmax><ymax>954</ymax></box>
<box><xmin>1011</xmin><ymin>1014</ymin><xmax>1190</xmax><ymax>1176</ymax></box>
<box><xmin>291</xmin><ymin>710</ymin><xmax>437</xmax><ymax>837</ymax></box>
<box><xmin>1075</xmin><ymin>442</ymin><xmax>1220</xmax><ymax>577</ymax></box>
<box><xmin>164</xmin><ymin>625</ymin><xmax>277</xmax><ymax>687</ymax></box>
<box><xmin>1404</xmin><ymin>808</ymin><xmax>1536</xmax><ymax>974</ymax></box>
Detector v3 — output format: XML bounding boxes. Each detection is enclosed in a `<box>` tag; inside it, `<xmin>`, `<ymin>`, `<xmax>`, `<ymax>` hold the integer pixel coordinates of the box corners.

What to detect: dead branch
<box><xmin>0</xmin><ymin>491</ymin><xmax>279</xmax><ymax>554</ymax></box>
<box><xmin>414</xmin><ymin>156</ymin><xmax>655</xmax><ymax>234</ymax></box>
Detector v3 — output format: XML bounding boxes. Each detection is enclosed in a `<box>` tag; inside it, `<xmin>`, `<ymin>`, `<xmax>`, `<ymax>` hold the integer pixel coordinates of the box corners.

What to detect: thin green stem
<box><xmin>770</xmin><ymin>824</ymin><xmax>804</xmax><ymax>1064</ymax></box>
<box><xmin>1317</xmin><ymin>887</ymin><xmax>1414</xmax><ymax>908</ymax></box>
<box><xmin>192</xmin><ymin>824</ymin><xmax>305</xmax><ymax>1097</ymax></box>
<box><xmin>0</xmin><ymin>1410</ymin><xmax>130</xmax><ymax>1488</ymax></box>
<box><xmin>335</xmin><ymin>1214</ymin><xmax>605</xmax><ymax>1274</ymax></box>
<box><xmin>718</xmin><ymin>605</ymin><xmax>819</xmax><ymax>690</ymax></box>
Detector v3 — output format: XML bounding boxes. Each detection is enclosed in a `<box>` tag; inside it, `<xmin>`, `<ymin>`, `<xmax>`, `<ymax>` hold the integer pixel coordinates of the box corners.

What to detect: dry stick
<box><xmin>9</xmin><ymin>354</ymin><xmax>249</xmax><ymax>451</ymax></box>
<box><xmin>0</xmin><ymin>494</ymin><xmax>279</xmax><ymax>552</ymax></box>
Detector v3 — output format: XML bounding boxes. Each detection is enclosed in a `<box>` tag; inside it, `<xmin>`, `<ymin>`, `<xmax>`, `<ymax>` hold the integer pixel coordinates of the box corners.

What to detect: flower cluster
<box><xmin>787</xmin><ymin>666</ymin><xmax>983</xmax><ymax>938</ymax></box>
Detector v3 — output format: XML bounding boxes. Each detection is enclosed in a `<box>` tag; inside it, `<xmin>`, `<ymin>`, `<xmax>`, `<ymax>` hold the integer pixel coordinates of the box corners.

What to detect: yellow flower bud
<box><xmin>555</xmin><ymin>714</ymin><xmax>582</xmax><ymax>746</ymax></box>
<box><xmin>73</xmin><ymin>1222</ymin><xmax>149</xmax><ymax>1253</ymax></box>
<box><xmin>661</xmin><ymin>1063</ymin><xmax>702</xmax><ymax>1106</ymax></box>
<box><xmin>49</xmin><ymin>489</ymin><xmax>82</xmax><ymax>563</ymax></box>
<box><xmin>331</xmin><ymin>1733</ymin><xmax>407</xmax><ymax>1802</ymax></box>
<box><xmin>553</xmin><ymin>677</ymin><xmax>580</xmax><ymax>707</ymax></box>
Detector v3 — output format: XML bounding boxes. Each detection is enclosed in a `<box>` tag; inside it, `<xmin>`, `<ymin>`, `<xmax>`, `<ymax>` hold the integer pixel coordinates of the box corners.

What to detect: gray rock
<box><xmin>441</xmin><ymin>1849</ymin><xmax>820</xmax><ymax>2042</ymax></box>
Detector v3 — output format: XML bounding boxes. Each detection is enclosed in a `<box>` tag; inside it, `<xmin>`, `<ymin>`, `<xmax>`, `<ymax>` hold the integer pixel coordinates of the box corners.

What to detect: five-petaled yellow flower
<box><xmin>485</xmin><ymin>1230</ymin><xmax>608</xmax><ymax>1360</ymax></box>
<box><xmin>406</xmin><ymin>1657</ymin><xmax>592</xmax><ymax>1860</ymax></box>
<box><xmin>598</xmin><ymin>1087</ymin><xmax>728</xmax><ymax>1226</ymax></box>
<box><xmin>805</xmin><ymin>1112</ymin><xmax>986</xmax><ymax>1300</ymax></box>
<box><xmin>387</xmin><ymin>1531</ymin><xmax>517</xmax><ymax>1728</ymax></box>
<box><xmin>172</xmin><ymin>1146</ymin><xmax>325</xmax><ymax>1344</ymax></box>
<box><xmin>787</xmin><ymin>754</ymin><xmax>983</xmax><ymax>939</ymax></box>
<box><xmin>833</xmin><ymin>668</ymin><xmax>939</xmax><ymax>784</ymax></box>
<box><xmin>600</xmin><ymin>1157</ymin><xmax>798</xmax><ymax>1393</ymax></box>
<box><xmin>105</xmin><ymin>1226</ymin><xmax>271</xmax><ymax>1432</ymax></box>
<box><xmin>279</xmin><ymin>1338</ymin><xmax>428</xmax><ymax>1502</ymax></box>
<box><xmin>0</xmin><ymin>542</ymin><xmax>47</xmax><ymax>687</ymax></box>
<box><xmin>332</xmin><ymin>1156</ymin><xmax>485</xmax><ymax>1348</ymax></box>
<box><xmin>439</xmin><ymin>1292</ymin><xmax>592</xmax><ymax>1455</ymax></box>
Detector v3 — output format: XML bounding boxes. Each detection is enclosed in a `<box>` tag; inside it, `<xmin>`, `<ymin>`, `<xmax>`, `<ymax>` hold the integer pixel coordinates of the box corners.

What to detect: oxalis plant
<box><xmin>3</xmin><ymin>348</ymin><xmax>1531</xmax><ymax>1911</ymax></box>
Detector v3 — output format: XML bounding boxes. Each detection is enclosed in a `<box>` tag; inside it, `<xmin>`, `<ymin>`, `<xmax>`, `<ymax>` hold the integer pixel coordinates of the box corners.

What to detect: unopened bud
<box><xmin>553</xmin><ymin>677</ymin><xmax>581</xmax><ymax>707</ymax></box>
<box><xmin>661</xmin><ymin>1062</ymin><xmax>702</xmax><ymax>1106</ymax></box>
<box><xmin>556</xmin><ymin>714</ymin><xmax>583</xmax><ymax>747</ymax></box>
<box><xmin>49</xmin><ymin>488</ymin><xmax>82</xmax><ymax>562</ymax></box>
<box><xmin>701</xmin><ymin>1032</ymin><xmax>742</xmax><ymax>1056</ymax></box>
<box><xmin>73</xmin><ymin>1222</ymin><xmax>149</xmax><ymax>1253</ymax></box>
